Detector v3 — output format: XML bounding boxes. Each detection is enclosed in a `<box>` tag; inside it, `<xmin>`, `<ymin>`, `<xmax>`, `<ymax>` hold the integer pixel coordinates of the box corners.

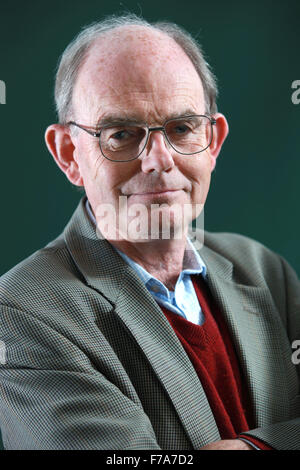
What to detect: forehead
<box><xmin>72</xmin><ymin>26</ymin><xmax>205</xmax><ymax>122</ymax></box>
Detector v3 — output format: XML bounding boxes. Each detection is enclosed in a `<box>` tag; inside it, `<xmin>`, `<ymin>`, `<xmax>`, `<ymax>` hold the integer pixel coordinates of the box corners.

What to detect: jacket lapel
<box><xmin>114</xmin><ymin>270</ymin><xmax>221</xmax><ymax>447</ymax></box>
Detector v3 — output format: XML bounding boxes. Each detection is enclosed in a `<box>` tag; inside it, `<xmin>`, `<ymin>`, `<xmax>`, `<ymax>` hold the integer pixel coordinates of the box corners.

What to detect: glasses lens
<box><xmin>100</xmin><ymin>125</ymin><xmax>147</xmax><ymax>161</ymax></box>
<box><xmin>165</xmin><ymin>115</ymin><xmax>212</xmax><ymax>154</ymax></box>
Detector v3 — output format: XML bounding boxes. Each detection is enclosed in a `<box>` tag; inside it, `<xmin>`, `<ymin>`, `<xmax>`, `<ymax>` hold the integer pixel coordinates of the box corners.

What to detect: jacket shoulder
<box><xmin>203</xmin><ymin>230</ymin><xmax>296</xmax><ymax>286</ymax></box>
<box><xmin>204</xmin><ymin>230</ymin><xmax>281</xmax><ymax>264</ymax></box>
<box><xmin>0</xmin><ymin>234</ymin><xmax>84</xmax><ymax>312</ymax></box>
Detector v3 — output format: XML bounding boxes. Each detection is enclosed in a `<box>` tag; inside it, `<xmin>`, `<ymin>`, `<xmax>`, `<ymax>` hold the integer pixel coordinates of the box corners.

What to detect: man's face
<box><xmin>70</xmin><ymin>27</ymin><xmax>217</xmax><ymax>241</ymax></box>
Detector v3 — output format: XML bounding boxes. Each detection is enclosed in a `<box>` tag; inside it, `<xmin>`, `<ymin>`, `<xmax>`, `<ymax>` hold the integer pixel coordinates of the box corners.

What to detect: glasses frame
<box><xmin>68</xmin><ymin>114</ymin><xmax>216</xmax><ymax>162</ymax></box>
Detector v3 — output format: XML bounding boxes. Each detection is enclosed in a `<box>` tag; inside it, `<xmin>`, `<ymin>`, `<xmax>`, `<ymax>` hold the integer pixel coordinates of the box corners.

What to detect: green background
<box><xmin>0</xmin><ymin>0</ymin><xmax>299</xmax><ymax>450</ymax></box>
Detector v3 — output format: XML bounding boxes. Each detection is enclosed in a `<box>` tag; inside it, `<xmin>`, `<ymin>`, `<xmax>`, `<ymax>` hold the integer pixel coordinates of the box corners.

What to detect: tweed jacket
<box><xmin>0</xmin><ymin>196</ymin><xmax>300</xmax><ymax>450</ymax></box>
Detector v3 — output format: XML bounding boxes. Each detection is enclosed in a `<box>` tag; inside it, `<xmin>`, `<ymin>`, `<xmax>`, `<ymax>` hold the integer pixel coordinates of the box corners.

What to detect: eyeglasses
<box><xmin>68</xmin><ymin>114</ymin><xmax>216</xmax><ymax>162</ymax></box>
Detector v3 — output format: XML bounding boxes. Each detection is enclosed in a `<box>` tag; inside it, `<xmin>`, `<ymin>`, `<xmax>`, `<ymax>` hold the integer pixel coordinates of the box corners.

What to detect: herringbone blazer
<box><xmin>0</xmin><ymin>196</ymin><xmax>300</xmax><ymax>450</ymax></box>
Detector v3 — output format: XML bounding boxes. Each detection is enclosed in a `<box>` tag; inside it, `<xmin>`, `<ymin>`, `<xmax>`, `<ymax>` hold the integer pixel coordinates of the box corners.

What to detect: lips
<box><xmin>132</xmin><ymin>189</ymin><xmax>180</xmax><ymax>195</ymax></box>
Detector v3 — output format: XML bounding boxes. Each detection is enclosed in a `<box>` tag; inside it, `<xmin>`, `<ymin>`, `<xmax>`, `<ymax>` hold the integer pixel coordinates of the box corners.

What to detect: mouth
<box><xmin>133</xmin><ymin>189</ymin><xmax>180</xmax><ymax>195</ymax></box>
<box><xmin>128</xmin><ymin>189</ymin><xmax>183</xmax><ymax>199</ymax></box>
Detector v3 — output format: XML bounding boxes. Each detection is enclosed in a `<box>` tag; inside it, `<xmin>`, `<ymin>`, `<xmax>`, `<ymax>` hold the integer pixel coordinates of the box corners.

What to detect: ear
<box><xmin>45</xmin><ymin>124</ymin><xmax>84</xmax><ymax>186</ymax></box>
<box><xmin>208</xmin><ymin>113</ymin><xmax>229</xmax><ymax>171</ymax></box>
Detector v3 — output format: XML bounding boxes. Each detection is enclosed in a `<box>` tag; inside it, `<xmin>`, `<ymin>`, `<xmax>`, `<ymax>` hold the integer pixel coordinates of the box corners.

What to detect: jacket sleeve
<box><xmin>0</xmin><ymin>304</ymin><xmax>161</xmax><ymax>450</ymax></box>
<box><xmin>238</xmin><ymin>255</ymin><xmax>300</xmax><ymax>450</ymax></box>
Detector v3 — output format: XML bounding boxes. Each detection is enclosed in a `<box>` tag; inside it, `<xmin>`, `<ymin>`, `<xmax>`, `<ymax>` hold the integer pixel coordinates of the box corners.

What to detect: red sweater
<box><xmin>160</xmin><ymin>275</ymin><xmax>272</xmax><ymax>450</ymax></box>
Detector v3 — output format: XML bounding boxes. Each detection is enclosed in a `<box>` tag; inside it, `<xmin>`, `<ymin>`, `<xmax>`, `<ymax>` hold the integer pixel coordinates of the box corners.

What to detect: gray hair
<box><xmin>54</xmin><ymin>13</ymin><xmax>218</xmax><ymax>124</ymax></box>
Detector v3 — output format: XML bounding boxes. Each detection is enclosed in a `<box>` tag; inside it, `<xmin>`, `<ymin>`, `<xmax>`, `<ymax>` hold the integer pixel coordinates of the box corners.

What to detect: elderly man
<box><xmin>0</xmin><ymin>14</ymin><xmax>299</xmax><ymax>451</ymax></box>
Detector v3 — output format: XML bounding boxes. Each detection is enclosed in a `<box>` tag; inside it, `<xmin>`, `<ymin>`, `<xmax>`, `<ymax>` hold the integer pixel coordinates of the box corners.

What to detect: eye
<box><xmin>111</xmin><ymin>129</ymin><xmax>131</xmax><ymax>140</ymax></box>
<box><xmin>167</xmin><ymin>121</ymin><xmax>194</xmax><ymax>139</ymax></box>
<box><xmin>101</xmin><ymin>125</ymin><xmax>146</xmax><ymax>153</ymax></box>
<box><xmin>173</xmin><ymin>124</ymin><xmax>191</xmax><ymax>134</ymax></box>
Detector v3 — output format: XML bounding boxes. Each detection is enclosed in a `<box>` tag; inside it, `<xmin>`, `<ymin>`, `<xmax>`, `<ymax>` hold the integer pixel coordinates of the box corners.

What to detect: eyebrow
<box><xmin>96</xmin><ymin>116</ymin><xmax>145</xmax><ymax>128</ymax></box>
<box><xmin>95</xmin><ymin>108</ymin><xmax>202</xmax><ymax>128</ymax></box>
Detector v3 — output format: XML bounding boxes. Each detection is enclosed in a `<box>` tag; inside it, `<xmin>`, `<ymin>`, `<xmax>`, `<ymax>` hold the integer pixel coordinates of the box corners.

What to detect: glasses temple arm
<box><xmin>68</xmin><ymin>121</ymin><xmax>100</xmax><ymax>137</ymax></box>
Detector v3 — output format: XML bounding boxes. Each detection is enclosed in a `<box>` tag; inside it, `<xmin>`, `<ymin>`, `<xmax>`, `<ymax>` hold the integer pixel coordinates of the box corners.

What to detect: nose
<box><xmin>140</xmin><ymin>129</ymin><xmax>175</xmax><ymax>174</ymax></box>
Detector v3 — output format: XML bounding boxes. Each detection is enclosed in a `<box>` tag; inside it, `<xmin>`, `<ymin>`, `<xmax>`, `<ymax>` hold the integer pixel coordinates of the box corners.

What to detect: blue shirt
<box><xmin>85</xmin><ymin>198</ymin><xmax>207</xmax><ymax>325</ymax></box>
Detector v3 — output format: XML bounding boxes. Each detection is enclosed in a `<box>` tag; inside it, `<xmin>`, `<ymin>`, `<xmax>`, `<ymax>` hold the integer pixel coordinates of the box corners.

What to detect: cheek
<box><xmin>178</xmin><ymin>152</ymin><xmax>212</xmax><ymax>183</ymax></box>
<box><xmin>181</xmin><ymin>153</ymin><xmax>212</xmax><ymax>201</ymax></box>
<box><xmin>195</xmin><ymin>150</ymin><xmax>214</xmax><ymax>175</ymax></box>
<box><xmin>75</xmin><ymin>143</ymin><xmax>130</xmax><ymax>200</ymax></box>
<box><xmin>75</xmin><ymin>138</ymin><xmax>105</xmax><ymax>182</ymax></box>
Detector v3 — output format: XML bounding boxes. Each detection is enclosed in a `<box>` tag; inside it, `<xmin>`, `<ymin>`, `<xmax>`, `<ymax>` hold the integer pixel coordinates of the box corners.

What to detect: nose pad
<box><xmin>145</xmin><ymin>129</ymin><xmax>167</xmax><ymax>153</ymax></box>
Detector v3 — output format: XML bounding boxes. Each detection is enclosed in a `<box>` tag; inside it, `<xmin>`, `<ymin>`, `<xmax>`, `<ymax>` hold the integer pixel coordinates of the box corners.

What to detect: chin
<box><xmin>126</xmin><ymin>205</ymin><xmax>190</xmax><ymax>242</ymax></box>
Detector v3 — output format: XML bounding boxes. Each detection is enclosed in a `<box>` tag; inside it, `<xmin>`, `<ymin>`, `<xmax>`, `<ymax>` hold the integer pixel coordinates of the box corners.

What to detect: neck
<box><xmin>109</xmin><ymin>237</ymin><xmax>188</xmax><ymax>290</ymax></box>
